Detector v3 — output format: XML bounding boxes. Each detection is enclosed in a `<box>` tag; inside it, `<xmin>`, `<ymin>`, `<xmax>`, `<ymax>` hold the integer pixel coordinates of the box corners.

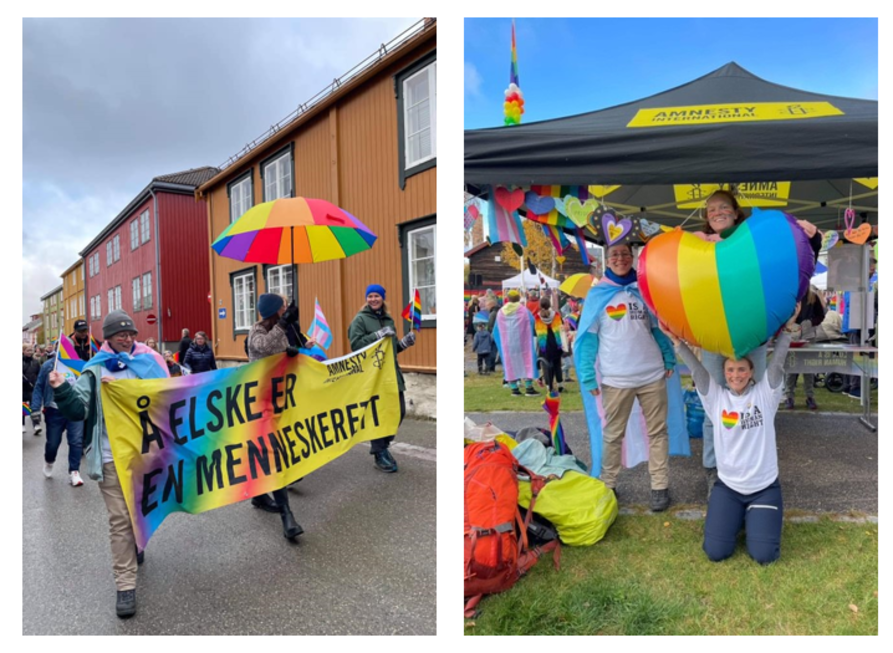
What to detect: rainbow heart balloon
<box><xmin>638</xmin><ymin>209</ymin><xmax>815</xmax><ymax>359</ymax></box>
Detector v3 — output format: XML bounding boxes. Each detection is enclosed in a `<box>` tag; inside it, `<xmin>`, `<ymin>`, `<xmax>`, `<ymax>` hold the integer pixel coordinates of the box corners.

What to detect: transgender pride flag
<box><xmin>308</xmin><ymin>298</ymin><xmax>333</xmax><ymax>350</ymax></box>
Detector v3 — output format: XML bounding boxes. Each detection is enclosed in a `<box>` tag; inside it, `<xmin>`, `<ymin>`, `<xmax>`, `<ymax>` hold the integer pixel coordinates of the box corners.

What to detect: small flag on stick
<box><xmin>22</xmin><ymin>402</ymin><xmax>31</xmax><ymax>417</ymax></box>
<box><xmin>401</xmin><ymin>289</ymin><xmax>422</xmax><ymax>332</ymax></box>
<box><xmin>308</xmin><ymin>298</ymin><xmax>333</xmax><ymax>350</ymax></box>
<box><xmin>90</xmin><ymin>333</ymin><xmax>101</xmax><ymax>354</ymax></box>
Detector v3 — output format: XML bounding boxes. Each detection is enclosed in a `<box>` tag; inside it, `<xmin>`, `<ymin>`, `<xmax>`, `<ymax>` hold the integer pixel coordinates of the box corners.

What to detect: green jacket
<box><xmin>52</xmin><ymin>367</ymin><xmax>107</xmax><ymax>481</ymax></box>
<box><xmin>348</xmin><ymin>305</ymin><xmax>406</xmax><ymax>392</ymax></box>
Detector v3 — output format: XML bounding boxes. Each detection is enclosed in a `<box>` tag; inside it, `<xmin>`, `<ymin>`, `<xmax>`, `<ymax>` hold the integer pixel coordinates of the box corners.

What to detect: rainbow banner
<box><xmin>54</xmin><ymin>332</ymin><xmax>85</xmax><ymax>382</ymax></box>
<box><xmin>101</xmin><ymin>338</ymin><xmax>400</xmax><ymax>550</ymax></box>
<box><xmin>308</xmin><ymin>297</ymin><xmax>333</xmax><ymax>350</ymax></box>
<box><xmin>401</xmin><ymin>288</ymin><xmax>422</xmax><ymax>331</ymax></box>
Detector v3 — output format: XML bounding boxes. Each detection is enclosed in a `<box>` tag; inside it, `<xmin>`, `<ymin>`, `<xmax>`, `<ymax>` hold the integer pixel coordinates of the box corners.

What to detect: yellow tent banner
<box><xmin>100</xmin><ymin>338</ymin><xmax>400</xmax><ymax>550</ymax></box>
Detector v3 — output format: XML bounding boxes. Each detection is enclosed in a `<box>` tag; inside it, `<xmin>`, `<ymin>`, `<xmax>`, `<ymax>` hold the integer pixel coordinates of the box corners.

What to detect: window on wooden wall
<box><xmin>107</xmin><ymin>242</ymin><xmax>112</xmax><ymax>266</ymax></box>
<box><xmin>265</xmin><ymin>264</ymin><xmax>296</xmax><ymax>304</ymax></box>
<box><xmin>261</xmin><ymin>147</ymin><xmax>294</xmax><ymax>202</ymax></box>
<box><xmin>231</xmin><ymin>269</ymin><xmax>256</xmax><ymax>333</ymax></box>
<box><xmin>140</xmin><ymin>210</ymin><xmax>151</xmax><ymax>244</ymax></box>
<box><xmin>142</xmin><ymin>272</ymin><xmax>152</xmax><ymax>310</ymax></box>
<box><xmin>228</xmin><ymin>172</ymin><xmax>253</xmax><ymax>224</ymax></box>
<box><xmin>132</xmin><ymin>277</ymin><xmax>141</xmax><ymax>311</ymax></box>
<box><xmin>130</xmin><ymin>219</ymin><xmax>140</xmax><ymax>250</ymax></box>
<box><xmin>399</xmin><ymin>215</ymin><xmax>437</xmax><ymax>327</ymax></box>
<box><xmin>395</xmin><ymin>51</ymin><xmax>436</xmax><ymax>190</ymax></box>
<box><xmin>113</xmin><ymin>235</ymin><xmax>120</xmax><ymax>262</ymax></box>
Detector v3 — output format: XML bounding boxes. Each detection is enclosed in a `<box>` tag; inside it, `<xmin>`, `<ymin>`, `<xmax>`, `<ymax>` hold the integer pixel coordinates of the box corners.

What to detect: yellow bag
<box><xmin>517</xmin><ymin>471</ymin><xmax>618</xmax><ymax>546</ymax></box>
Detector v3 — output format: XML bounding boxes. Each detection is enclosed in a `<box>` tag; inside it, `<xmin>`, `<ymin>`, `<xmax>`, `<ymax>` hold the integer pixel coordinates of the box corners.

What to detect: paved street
<box><xmin>466</xmin><ymin>410</ymin><xmax>878</xmax><ymax>515</ymax></box>
<box><xmin>22</xmin><ymin>419</ymin><xmax>436</xmax><ymax>635</ymax></box>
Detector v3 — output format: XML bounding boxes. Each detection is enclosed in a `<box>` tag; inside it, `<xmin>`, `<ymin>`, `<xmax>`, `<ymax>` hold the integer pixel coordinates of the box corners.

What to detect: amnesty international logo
<box><xmin>371</xmin><ymin>344</ymin><xmax>386</xmax><ymax>369</ymax></box>
<box><xmin>627</xmin><ymin>102</ymin><xmax>844</xmax><ymax>128</ymax></box>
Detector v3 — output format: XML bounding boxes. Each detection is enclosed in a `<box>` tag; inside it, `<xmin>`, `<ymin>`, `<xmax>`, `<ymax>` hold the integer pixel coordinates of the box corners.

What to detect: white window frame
<box><xmin>81</xmin><ymin>265</ymin><xmax>84</xmax><ymax>282</ymax></box>
<box><xmin>265</xmin><ymin>264</ymin><xmax>294</xmax><ymax>303</ymax></box>
<box><xmin>407</xmin><ymin>224</ymin><xmax>437</xmax><ymax>321</ymax></box>
<box><xmin>132</xmin><ymin>277</ymin><xmax>141</xmax><ymax>312</ymax></box>
<box><xmin>115</xmin><ymin>286</ymin><xmax>122</xmax><ymax>311</ymax></box>
<box><xmin>140</xmin><ymin>210</ymin><xmax>151</xmax><ymax>244</ymax></box>
<box><xmin>229</xmin><ymin>175</ymin><xmax>253</xmax><ymax>224</ymax></box>
<box><xmin>108</xmin><ymin>289</ymin><xmax>114</xmax><ymax>312</ymax></box>
<box><xmin>79</xmin><ymin>294</ymin><xmax>84</xmax><ymax>318</ymax></box>
<box><xmin>403</xmin><ymin>62</ymin><xmax>436</xmax><ymax>170</ymax></box>
<box><xmin>113</xmin><ymin>235</ymin><xmax>120</xmax><ymax>262</ymax></box>
<box><xmin>107</xmin><ymin>242</ymin><xmax>113</xmax><ymax>266</ymax></box>
<box><xmin>130</xmin><ymin>219</ymin><xmax>140</xmax><ymax>250</ymax></box>
<box><xmin>263</xmin><ymin>151</ymin><xmax>292</xmax><ymax>201</ymax></box>
<box><xmin>142</xmin><ymin>272</ymin><xmax>152</xmax><ymax>310</ymax></box>
<box><xmin>233</xmin><ymin>271</ymin><xmax>255</xmax><ymax>331</ymax></box>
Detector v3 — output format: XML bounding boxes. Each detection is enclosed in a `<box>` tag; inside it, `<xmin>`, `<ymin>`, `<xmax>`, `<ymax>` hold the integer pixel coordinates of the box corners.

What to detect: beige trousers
<box><xmin>98</xmin><ymin>462</ymin><xmax>138</xmax><ymax>591</ymax></box>
<box><xmin>600</xmin><ymin>377</ymin><xmax>669</xmax><ymax>490</ymax></box>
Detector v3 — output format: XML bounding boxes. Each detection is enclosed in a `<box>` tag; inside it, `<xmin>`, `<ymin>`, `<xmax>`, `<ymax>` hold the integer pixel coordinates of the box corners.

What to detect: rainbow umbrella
<box><xmin>212</xmin><ymin>198</ymin><xmax>377</xmax><ymax>265</ymax></box>
<box><xmin>559</xmin><ymin>273</ymin><xmax>597</xmax><ymax>299</ymax></box>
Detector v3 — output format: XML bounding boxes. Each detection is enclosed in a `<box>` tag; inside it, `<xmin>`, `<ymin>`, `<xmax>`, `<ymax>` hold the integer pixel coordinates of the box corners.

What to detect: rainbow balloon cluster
<box><xmin>503</xmin><ymin>82</ymin><xmax>525</xmax><ymax>126</ymax></box>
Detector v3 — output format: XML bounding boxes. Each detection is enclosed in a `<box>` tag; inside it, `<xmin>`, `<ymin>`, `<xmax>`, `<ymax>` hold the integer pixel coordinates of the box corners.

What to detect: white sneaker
<box><xmin>34</xmin><ymin>425</ymin><xmax>43</xmax><ymax>436</ymax></box>
<box><xmin>22</xmin><ymin>424</ymin><xmax>26</xmax><ymax>433</ymax></box>
<box><xmin>43</xmin><ymin>462</ymin><xmax>53</xmax><ymax>478</ymax></box>
<box><xmin>70</xmin><ymin>471</ymin><xmax>84</xmax><ymax>487</ymax></box>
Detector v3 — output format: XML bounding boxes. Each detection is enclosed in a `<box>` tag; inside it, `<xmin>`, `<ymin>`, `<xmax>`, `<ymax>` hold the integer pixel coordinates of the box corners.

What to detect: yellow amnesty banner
<box><xmin>100</xmin><ymin>338</ymin><xmax>400</xmax><ymax>549</ymax></box>
<box><xmin>627</xmin><ymin>102</ymin><xmax>844</xmax><ymax>128</ymax></box>
<box><xmin>673</xmin><ymin>182</ymin><xmax>792</xmax><ymax>209</ymax></box>
<box><xmin>854</xmin><ymin>178</ymin><xmax>879</xmax><ymax>190</ymax></box>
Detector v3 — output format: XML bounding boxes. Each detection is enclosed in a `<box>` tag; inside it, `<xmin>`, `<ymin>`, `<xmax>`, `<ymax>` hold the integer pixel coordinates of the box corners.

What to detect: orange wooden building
<box><xmin>196</xmin><ymin>20</ymin><xmax>436</xmax><ymax>386</ymax></box>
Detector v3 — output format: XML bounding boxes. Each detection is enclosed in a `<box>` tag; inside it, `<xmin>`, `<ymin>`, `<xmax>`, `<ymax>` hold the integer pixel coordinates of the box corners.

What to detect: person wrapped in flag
<box><xmin>49</xmin><ymin>309</ymin><xmax>170</xmax><ymax>619</ymax></box>
<box><xmin>31</xmin><ymin>333</ymin><xmax>86</xmax><ymax>487</ymax></box>
<box><xmin>348</xmin><ymin>284</ymin><xmax>416</xmax><ymax>473</ymax></box>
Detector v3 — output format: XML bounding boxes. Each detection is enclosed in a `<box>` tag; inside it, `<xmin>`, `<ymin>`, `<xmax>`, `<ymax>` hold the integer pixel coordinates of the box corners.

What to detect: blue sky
<box><xmin>465</xmin><ymin>18</ymin><xmax>878</xmax><ymax>129</ymax></box>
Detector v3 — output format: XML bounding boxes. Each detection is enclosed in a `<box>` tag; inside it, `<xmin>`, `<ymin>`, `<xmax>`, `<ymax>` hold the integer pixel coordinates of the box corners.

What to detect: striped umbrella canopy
<box><xmin>212</xmin><ymin>197</ymin><xmax>377</xmax><ymax>264</ymax></box>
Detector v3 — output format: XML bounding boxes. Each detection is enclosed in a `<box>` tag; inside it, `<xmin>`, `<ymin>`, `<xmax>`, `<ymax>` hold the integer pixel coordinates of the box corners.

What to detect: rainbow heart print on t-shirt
<box><xmin>721</xmin><ymin>409</ymin><xmax>739</xmax><ymax>429</ymax></box>
<box><xmin>606</xmin><ymin>304</ymin><xmax>627</xmax><ymax>321</ymax></box>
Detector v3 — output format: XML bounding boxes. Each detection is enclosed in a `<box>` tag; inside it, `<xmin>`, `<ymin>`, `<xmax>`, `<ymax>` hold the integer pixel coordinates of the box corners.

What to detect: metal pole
<box><xmin>291</xmin><ymin>226</ymin><xmax>297</xmax><ymax>303</ymax></box>
<box><xmin>858</xmin><ymin>242</ymin><xmax>876</xmax><ymax>431</ymax></box>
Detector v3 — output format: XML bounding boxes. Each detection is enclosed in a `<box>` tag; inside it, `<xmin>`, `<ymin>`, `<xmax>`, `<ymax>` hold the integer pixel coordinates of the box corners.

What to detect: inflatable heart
<box><xmin>638</xmin><ymin>208</ymin><xmax>815</xmax><ymax>359</ymax></box>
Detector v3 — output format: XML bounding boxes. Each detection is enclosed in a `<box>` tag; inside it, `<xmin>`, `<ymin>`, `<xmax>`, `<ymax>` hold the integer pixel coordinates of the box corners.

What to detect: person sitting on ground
<box><xmin>472</xmin><ymin>322</ymin><xmax>493</xmax><ymax>375</ymax></box>
<box><xmin>663</xmin><ymin>306</ymin><xmax>798</xmax><ymax>565</ymax></box>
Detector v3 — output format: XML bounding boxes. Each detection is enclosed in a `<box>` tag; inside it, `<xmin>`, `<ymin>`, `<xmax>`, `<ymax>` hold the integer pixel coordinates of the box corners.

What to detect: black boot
<box><xmin>280</xmin><ymin>507</ymin><xmax>304</xmax><ymax>540</ymax></box>
<box><xmin>251</xmin><ymin>494</ymin><xmax>280</xmax><ymax>513</ymax></box>
<box><xmin>116</xmin><ymin>589</ymin><xmax>136</xmax><ymax>618</ymax></box>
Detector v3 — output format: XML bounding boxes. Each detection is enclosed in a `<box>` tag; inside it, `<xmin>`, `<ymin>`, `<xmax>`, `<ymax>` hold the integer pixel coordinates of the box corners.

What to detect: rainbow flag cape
<box><xmin>22</xmin><ymin>402</ymin><xmax>31</xmax><ymax>417</ymax></box>
<box><xmin>308</xmin><ymin>298</ymin><xmax>333</xmax><ymax>350</ymax></box>
<box><xmin>401</xmin><ymin>288</ymin><xmax>422</xmax><ymax>331</ymax></box>
<box><xmin>54</xmin><ymin>332</ymin><xmax>85</xmax><ymax>380</ymax></box>
<box><xmin>542</xmin><ymin>392</ymin><xmax>569</xmax><ymax>456</ymax></box>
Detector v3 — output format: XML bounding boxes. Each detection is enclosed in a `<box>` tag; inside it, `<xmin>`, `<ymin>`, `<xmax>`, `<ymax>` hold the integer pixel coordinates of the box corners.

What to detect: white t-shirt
<box><xmin>99</xmin><ymin>365</ymin><xmax>139</xmax><ymax>464</ymax></box>
<box><xmin>588</xmin><ymin>287</ymin><xmax>665</xmax><ymax>388</ymax></box>
<box><xmin>699</xmin><ymin>377</ymin><xmax>782</xmax><ymax>495</ymax></box>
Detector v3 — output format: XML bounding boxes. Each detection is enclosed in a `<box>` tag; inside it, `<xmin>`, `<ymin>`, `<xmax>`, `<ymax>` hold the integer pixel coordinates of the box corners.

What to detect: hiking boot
<box><xmin>43</xmin><ymin>461</ymin><xmax>53</xmax><ymax>478</ymax></box>
<box><xmin>511</xmin><ymin>388</ymin><xmax>522</xmax><ymax>396</ymax></box>
<box><xmin>706</xmin><ymin>468</ymin><xmax>719</xmax><ymax>503</ymax></box>
<box><xmin>525</xmin><ymin>387</ymin><xmax>539</xmax><ymax>396</ymax></box>
<box><xmin>784</xmin><ymin>397</ymin><xmax>794</xmax><ymax>410</ymax></box>
<box><xmin>280</xmin><ymin>507</ymin><xmax>304</xmax><ymax>540</ymax></box>
<box><xmin>373</xmin><ymin>450</ymin><xmax>397</xmax><ymax>473</ymax></box>
<box><xmin>69</xmin><ymin>471</ymin><xmax>84</xmax><ymax>487</ymax></box>
<box><xmin>805</xmin><ymin>396</ymin><xmax>818</xmax><ymax>410</ymax></box>
<box><xmin>250</xmin><ymin>494</ymin><xmax>280</xmax><ymax>513</ymax></box>
<box><xmin>650</xmin><ymin>489</ymin><xmax>670</xmax><ymax>512</ymax></box>
<box><xmin>116</xmin><ymin>589</ymin><xmax>136</xmax><ymax>618</ymax></box>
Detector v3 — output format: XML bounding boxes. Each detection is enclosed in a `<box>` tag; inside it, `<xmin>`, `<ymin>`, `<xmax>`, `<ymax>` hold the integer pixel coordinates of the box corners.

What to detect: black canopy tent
<box><xmin>465</xmin><ymin>63</ymin><xmax>878</xmax><ymax>231</ymax></box>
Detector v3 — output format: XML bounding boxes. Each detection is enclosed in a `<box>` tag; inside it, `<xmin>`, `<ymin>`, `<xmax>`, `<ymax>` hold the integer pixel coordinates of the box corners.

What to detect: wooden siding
<box><xmin>62</xmin><ymin>260</ymin><xmax>85</xmax><ymax>334</ymax></box>
<box><xmin>205</xmin><ymin>40</ymin><xmax>436</xmax><ymax>372</ymax></box>
<box><xmin>157</xmin><ymin>192</ymin><xmax>212</xmax><ymax>344</ymax></box>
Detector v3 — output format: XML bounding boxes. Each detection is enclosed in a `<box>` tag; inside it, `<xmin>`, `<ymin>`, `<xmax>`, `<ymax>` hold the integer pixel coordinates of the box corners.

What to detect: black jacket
<box><xmin>22</xmin><ymin>356</ymin><xmax>41</xmax><ymax>402</ymax></box>
<box><xmin>183</xmin><ymin>342</ymin><xmax>217</xmax><ymax>373</ymax></box>
<box><xmin>70</xmin><ymin>333</ymin><xmax>92</xmax><ymax>361</ymax></box>
<box><xmin>178</xmin><ymin>336</ymin><xmax>192</xmax><ymax>364</ymax></box>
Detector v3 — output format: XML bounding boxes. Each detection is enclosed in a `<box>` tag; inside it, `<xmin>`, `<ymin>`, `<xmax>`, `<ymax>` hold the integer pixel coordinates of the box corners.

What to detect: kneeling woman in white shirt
<box><xmin>663</xmin><ymin>309</ymin><xmax>797</xmax><ymax>564</ymax></box>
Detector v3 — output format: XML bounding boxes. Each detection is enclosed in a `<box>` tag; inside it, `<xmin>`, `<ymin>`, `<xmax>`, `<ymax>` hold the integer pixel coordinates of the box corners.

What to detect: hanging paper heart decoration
<box><xmin>495</xmin><ymin>186</ymin><xmax>524</xmax><ymax>213</ymax></box>
<box><xmin>821</xmin><ymin>230</ymin><xmax>839</xmax><ymax>251</ymax></box>
<box><xmin>524</xmin><ymin>192</ymin><xmax>555</xmax><ymax>216</ymax></box>
<box><xmin>638</xmin><ymin>208</ymin><xmax>815</xmax><ymax>359</ymax></box>
<box><xmin>603</xmin><ymin>213</ymin><xmax>633</xmax><ymax>246</ymax></box>
<box><xmin>552</xmin><ymin>197</ymin><xmax>566</xmax><ymax>217</ymax></box>
<box><xmin>564</xmin><ymin>196</ymin><xmax>599</xmax><ymax>228</ymax></box>
<box><xmin>844</xmin><ymin>223</ymin><xmax>872</xmax><ymax>245</ymax></box>
<box><xmin>639</xmin><ymin>219</ymin><xmax>663</xmax><ymax>239</ymax></box>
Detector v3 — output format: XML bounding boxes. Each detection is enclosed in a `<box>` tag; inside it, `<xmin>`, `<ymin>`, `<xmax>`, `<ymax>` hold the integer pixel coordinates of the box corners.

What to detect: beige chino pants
<box><xmin>600</xmin><ymin>377</ymin><xmax>670</xmax><ymax>490</ymax></box>
<box><xmin>98</xmin><ymin>462</ymin><xmax>138</xmax><ymax>591</ymax></box>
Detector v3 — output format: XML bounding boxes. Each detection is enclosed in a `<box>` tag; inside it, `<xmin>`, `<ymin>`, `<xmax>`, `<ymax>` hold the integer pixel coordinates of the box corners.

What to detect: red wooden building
<box><xmin>81</xmin><ymin>168</ymin><xmax>219</xmax><ymax>350</ymax></box>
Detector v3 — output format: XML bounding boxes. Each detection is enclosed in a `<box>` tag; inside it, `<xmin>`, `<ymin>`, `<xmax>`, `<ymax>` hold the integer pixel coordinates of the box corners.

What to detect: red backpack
<box><xmin>464</xmin><ymin>441</ymin><xmax>560</xmax><ymax>618</ymax></box>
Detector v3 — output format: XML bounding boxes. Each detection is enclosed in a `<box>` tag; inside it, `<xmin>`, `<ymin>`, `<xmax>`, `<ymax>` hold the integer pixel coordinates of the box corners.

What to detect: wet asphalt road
<box><xmin>22</xmin><ymin>419</ymin><xmax>436</xmax><ymax>635</ymax></box>
<box><xmin>466</xmin><ymin>410</ymin><xmax>878</xmax><ymax>515</ymax></box>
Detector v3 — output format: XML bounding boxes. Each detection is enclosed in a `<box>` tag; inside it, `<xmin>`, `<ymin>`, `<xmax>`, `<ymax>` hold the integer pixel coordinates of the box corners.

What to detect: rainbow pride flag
<box><xmin>22</xmin><ymin>402</ymin><xmax>31</xmax><ymax>417</ymax></box>
<box><xmin>402</xmin><ymin>288</ymin><xmax>422</xmax><ymax>331</ymax></box>
<box><xmin>54</xmin><ymin>332</ymin><xmax>85</xmax><ymax>380</ymax></box>
<box><xmin>308</xmin><ymin>298</ymin><xmax>333</xmax><ymax>350</ymax></box>
<box><xmin>90</xmin><ymin>333</ymin><xmax>101</xmax><ymax>354</ymax></box>
<box><xmin>542</xmin><ymin>391</ymin><xmax>569</xmax><ymax>456</ymax></box>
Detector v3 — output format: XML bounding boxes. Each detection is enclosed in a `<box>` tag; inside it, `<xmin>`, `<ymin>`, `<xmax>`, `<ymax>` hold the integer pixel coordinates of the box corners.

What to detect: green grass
<box><xmin>464</xmin><ymin>368</ymin><xmax>878</xmax><ymax>414</ymax></box>
<box><xmin>465</xmin><ymin>514</ymin><xmax>878</xmax><ymax>636</ymax></box>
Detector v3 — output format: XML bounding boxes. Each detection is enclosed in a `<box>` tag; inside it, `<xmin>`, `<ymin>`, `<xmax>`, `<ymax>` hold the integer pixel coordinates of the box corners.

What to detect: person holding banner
<box><xmin>348</xmin><ymin>284</ymin><xmax>416</xmax><ymax>473</ymax></box>
<box><xmin>48</xmin><ymin>310</ymin><xmax>169</xmax><ymax>619</ymax></box>
<box><xmin>244</xmin><ymin>293</ymin><xmax>305</xmax><ymax>540</ymax></box>
<box><xmin>30</xmin><ymin>353</ymin><xmax>85</xmax><ymax>485</ymax></box>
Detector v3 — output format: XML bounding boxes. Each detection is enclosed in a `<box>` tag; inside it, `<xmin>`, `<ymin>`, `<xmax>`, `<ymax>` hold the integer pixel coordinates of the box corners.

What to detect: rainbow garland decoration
<box><xmin>465</xmin><ymin>289</ymin><xmax>503</xmax><ymax>303</ymax></box>
<box><xmin>100</xmin><ymin>338</ymin><xmax>401</xmax><ymax>551</ymax></box>
<box><xmin>542</xmin><ymin>391</ymin><xmax>569</xmax><ymax>456</ymax></box>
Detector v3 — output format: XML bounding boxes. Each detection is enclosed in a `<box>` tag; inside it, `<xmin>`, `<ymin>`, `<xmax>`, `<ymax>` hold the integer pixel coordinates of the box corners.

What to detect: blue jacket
<box><xmin>30</xmin><ymin>359</ymin><xmax>57</xmax><ymax>413</ymax></box>
<box><xmin>472</xmin><ymin>329</ymin><xmax>493</xmax><ymax>355</ymax></box>
<box><xmin>183</xmin><ymin>342</ymin><xmax>217</xmax><ymax>373</ymax></box>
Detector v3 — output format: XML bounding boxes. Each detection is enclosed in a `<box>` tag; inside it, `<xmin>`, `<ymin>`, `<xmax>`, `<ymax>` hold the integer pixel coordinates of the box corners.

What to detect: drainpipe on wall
<box><xmin>149</xmin><ymin>188</ymin><xmax>163</xmax><ymax>346</ymax></box>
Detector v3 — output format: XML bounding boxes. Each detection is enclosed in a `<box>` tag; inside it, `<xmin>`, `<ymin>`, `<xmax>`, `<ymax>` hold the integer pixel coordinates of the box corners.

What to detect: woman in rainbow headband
<box><xmin>663</xmin><ymin>306</ymin><xmax>798</xmax><ymax>565</ymax></box>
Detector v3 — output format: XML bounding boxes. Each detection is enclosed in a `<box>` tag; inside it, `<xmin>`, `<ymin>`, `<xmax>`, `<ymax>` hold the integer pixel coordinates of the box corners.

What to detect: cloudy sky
<box><xmin>22</xmin><ymin>17</ymin><xmax>420</xmax><ymax>322</ymax></box>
